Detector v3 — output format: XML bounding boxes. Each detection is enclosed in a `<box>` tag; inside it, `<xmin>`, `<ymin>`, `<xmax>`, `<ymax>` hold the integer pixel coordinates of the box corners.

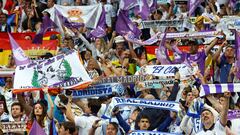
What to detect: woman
<box><xmin>0</xmin><ymin>94</ymin><xmax>9</xmax><ymax>122</ymax></box>
<box><xmin>26</xmin><ymin>87</ymin><xmax>54</xmax><ymax>135</ymax></box>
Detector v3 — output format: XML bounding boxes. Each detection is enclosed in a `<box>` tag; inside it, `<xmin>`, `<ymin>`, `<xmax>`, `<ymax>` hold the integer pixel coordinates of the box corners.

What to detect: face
<box><xmin>35</xmin><ymin>22</ymin><xmax>42</xmax><ymax>31</ymax></box>
<box><xmin>190</xmin><ymin>44</ymin><xmax>199</xmax><ymax>54</ymax></box>
<box><xmin>75</xmin><ymin>0</ymin><xmax>81</xmax><ymax>5</ymax></box>
<box><xmin>34</xmin><ymin>103</ymin><xmax>43</xmax><ymax>116</ymax></box>
<box><xmin>179</xmin><ymin>4</ymin><xmax>187</xmax><ymax>12</ymax></box>
<box><xmin>116</xmin><ymin>43</ymin><xmax>125</xmax><ymax>55</ymax></box>
<box><xmin>84</xmin><ymin>104</ymin><xmax>91</xmax><ymax>114</ymax></box>
<box><xmin>0</xmin><ymin>14</ymin><xmax>7</xmax><ymax>24</ymax></box>
<box><xmin>181</xmin><ymin>90</ymin><xmax>187</xmax><ymax>99</ymax></box>
<box><xmin>47</xmin><ymin>0</ymin><xmax>55</xmax><ymax>8</ymax></box>
<box><xmin>219</xmin><ymin>97</ymin><xmax>225</xmax><ymax>105</ymax></box>
<box><xmin>106</xmin><ymin>124</ymin><xmax>117</xmax><ymax>135</ymax></box>
<box><xmin>153</xmin><ymin>12</ymin><xmax>162</xmax><ymax>20</ymax></box>
<box><xmin>120</xmin><ymin>50</ymin><xmax>130</xmax><ymax>59</ymax></box>
<box><xmin>130</xmin><ymin>110</ymin><xmax>139</xmax><ymax>121</ymax></box>
<box><xmin>201</xmin><ymin>110</ymin><xmax>214</xmax><ymax>128</ymax></box>
<box><xmin>192</xmin><ymin>89</ymin><xmax>199</xmax><ymax>98</ymax></box>
<box><xmin>58</xmin><ymin>125</ymin><xmax>68</xmax><ymax>135</ymax></box>
<box><xmin>225</xmin><ymin>47</ymin><xmax>234</xmax><ymax>58</ymax></box>
<box><xmin>95</xmin><ymin>38</ymin><xmax>101</xmax><ymax>46</ymax></box>
<box><xmin>5</xmin><ymin>78</ymin><xmax>13</xmax><ymax>88</ymax></box>
<box><xmin>84</xmin><ymin>51</ymin><xmax>91</xmax><ymax>60</ymax></box>
<box><xmin>186</xmin><ymin>92</ymin><xmax>194</xmax><ymax>103</ymax></box>
<box><xmin>0</xmin><ymin>103</ymin><xmax>4</xmax><ymax>115</ymax></box>
<box><xmin>11</xmin><ymin>105</ymin><xmax>23</xmax><ymax>119</ymax></box>
<box><xmin>138</xmin><ymin>118</ymin><xmax>150</xmax><ymax>130</ymax></box>
<box><xmin>61</xmin><ymin>39</ymin><xmax>69</xmax><ymax>48</ymax></box>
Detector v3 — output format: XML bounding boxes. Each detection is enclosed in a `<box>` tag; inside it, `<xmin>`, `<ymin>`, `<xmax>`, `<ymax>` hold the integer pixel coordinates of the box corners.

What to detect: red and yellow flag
<box><xmin>0</xmin><ymin>32</ymin><xmax>59</xmax><ymax>66</ymax></box>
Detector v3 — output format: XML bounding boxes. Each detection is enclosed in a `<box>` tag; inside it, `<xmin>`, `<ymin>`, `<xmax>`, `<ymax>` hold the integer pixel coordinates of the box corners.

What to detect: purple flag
<box><xmin>156</xmin><ymin>34</ymin><xmax>185</xmax><ymax>65</ymax></box>
<box><xmin>119</xmin><ymin>0</ymin><xmax>138</xmax><ymax>10</ymax></box>
<box><xmin>88</xmin><ymin>7</ymin><xmax>106</xmax><ymax>38</ymax></box>
<box><xmin>29</xmin><ymin>120</ymin><xmax>47</xmax><ymax>135</ymax></box>
<box><xmin>32</xmin><ymin>15</ymin><xmax>57</xmax><ymax>44</ymax></box>
<box><xmin>188</xmin><ymin>0</ymin><xmax>204</xmax><ymax>16</ymax></box>
<box><xmin>149</xmin><ymin>0</ymin><xmax>157</xmax><ymax>12</ymax></box>
<box><xmin>134</xmin><ymin>0</ymin><xmax>150</xmax><ymax>20</ymax></box>
<box><xmin>8</xmin><ymin>33</ymin><xmax>31</xmax><ymax>66</ymax></box>
<box><xmin>156</xmin><ymin>33</ymin><xmax>170</xmax><ymax>64</ymax></box>
<box><xmin>55</xmin><ymin>9</ymin><xmax>85</xmax><ymax>29</ymax></box>
<box><xmin>116</xmin><ymin>10</ymin><xmax>141</xmax><ymax>37</ymax></box>
<box><xmin>235</xmin><ymin>30</ymin><xmax>240</xmax><ymax>79</ymax></box>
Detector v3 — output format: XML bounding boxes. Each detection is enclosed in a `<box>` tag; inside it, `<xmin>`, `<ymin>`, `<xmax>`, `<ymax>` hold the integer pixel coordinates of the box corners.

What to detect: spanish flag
<box><xmin>0</xmin><ymin>32</ymin><xmax>59</xmax><ymax>66</ymax></box>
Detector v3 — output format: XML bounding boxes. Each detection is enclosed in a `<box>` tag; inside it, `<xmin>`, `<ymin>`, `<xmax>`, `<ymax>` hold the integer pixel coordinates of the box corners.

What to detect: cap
<box><xmin>114</xmin><ymin>36</ymin><xmax>125</xmax><ymax>44</ymax></box>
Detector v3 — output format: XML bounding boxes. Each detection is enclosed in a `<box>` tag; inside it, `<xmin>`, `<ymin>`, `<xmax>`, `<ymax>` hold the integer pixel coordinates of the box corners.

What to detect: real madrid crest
<box><xmin>67</xmin><ymin>8</ymin><xmax>84</xmax><ymax>23</ymax></box>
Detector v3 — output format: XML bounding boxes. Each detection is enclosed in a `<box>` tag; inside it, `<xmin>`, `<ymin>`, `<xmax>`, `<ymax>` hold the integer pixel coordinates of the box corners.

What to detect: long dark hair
<box><xmin>0</xmin><ymin>95</ymin><xmax>9</xmax><ymax>114</ymax></box>
<box><xmin>31</xmin><ymin>100</ymin><xmax>48</xmax><ymax>127</ymax></box>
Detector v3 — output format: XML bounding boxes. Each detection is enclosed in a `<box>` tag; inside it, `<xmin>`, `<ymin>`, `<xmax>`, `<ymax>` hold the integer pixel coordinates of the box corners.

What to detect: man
<box><xmin>113</xmin><ymin>35</ymin><xmax>126</xmax><ymax>59</ymax></box>
<box><xmin>89</xmin><ymin>121</ymin><xmax>119</xmax><ymax>135</ymax></box>
<box><xmin>47</xmin><ymin>0</ymin><xmax>55</xmax><ymax>8</ymax></box>
<box><xmin>8</xmin><ymin>102</ymin><xmax>27</xmax><ymax>135</ymax></box>
<box><xmin>137</xmin><ymin>115</ymin><xmax>150</xmax><ymax>130</ymax></box>
<box><xmin>65</xmin><ymin>99</ymin><xmax>103</xmax><ymax>135</ymax></box>
<box><xmin>58</xmin><ymin>121</ymin><xmax>76</xmax><ymax>135</ymax></box>
<box><xmin>10</xmin><ymin>102</ymin><xmax>24</xmax><ymax>122</ymax></box>
<box><xmin>196</xmin><ymin>92</ymin><xmax>230</xmax><ymax>134</ymax></box>
<box><xmin>0</xmin><ymin>13</ymin><xmax>13</xmax><ymax>32</ymax></box>
<box><xmin>166</xmin><ymin>36</ymin><xmax>220</xmax><ymax>75</ymax></box>
<box><xmin>135</xmin><ymin>69</ymin><xmax>180</xmax><ymax>130</ymax></box>
<box><xmin>212</xmin><ymin>42</ymin><xmax>235</xmax><ymax>83</ymax></box>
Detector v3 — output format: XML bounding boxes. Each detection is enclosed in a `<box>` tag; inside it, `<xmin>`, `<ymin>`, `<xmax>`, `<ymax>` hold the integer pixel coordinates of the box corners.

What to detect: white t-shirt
<box><xmin>104</xmin><ymin>4</ymin><xmax>116</xmax><ymax>27</ymax></box>
<box><xmin>75</xmin><ymin>115</ymin><xmax>103</xmax><ymax>135</ymax></box>
<box><xmin>196</xmin><ymin>120</ymin><xmax>226</xmax><ymax>135</ymax></box>
<box><xmin>230</xmin><ymin>119</ymin><xmax>240</xmax><ymax>134</ymax></box>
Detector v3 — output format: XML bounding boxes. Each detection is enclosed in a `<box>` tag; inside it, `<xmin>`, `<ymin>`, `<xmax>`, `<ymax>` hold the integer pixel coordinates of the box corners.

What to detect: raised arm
<box><xmin>212</xmin><ymin>40</ymin><xmax>227</xmax><ymax>65</ymax></box>
<box><xmin>65</xmin><ymin>100</ymin><xmax>75</xmax><ymax>122</ymax></box>
<box><xmin>220</xmin><ymin>92</ymin><xmax>230</xmax><ymax>126</ymax></box>
<box><xmin>42</xmin><ymin>87</ymin><xmax>54</xmax><ymax>119</ymax></box>
<box><xmin>107</xmin><ymin>31</ymin><xmax>116</xmax><ymax>50</ymax></box>
<box><xmin>206</xmin><ymin>95</ymin><xmax>222</xmax><ymax>113</ymax></box>
<box><xmin>205</xmin><ymin>37</ymin><xmax>218</xmax><ymax>55</ymax></box>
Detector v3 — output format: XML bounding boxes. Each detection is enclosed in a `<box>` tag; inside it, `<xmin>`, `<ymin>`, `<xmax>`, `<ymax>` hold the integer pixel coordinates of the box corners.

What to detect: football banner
<box><xmin>110</xmin><ymin>97</ymin><xmax>180</xmax><ymax>112</ymax></box>
<box><xmin>200</xmin><ymin>83</ymin><xmax>240</xmax><ymax>97</ymax></box>
<box><xmin>0</xmin><ymin>68</ymin><xmax>15</xmax><ymax>77</ymax></box>
<box><xmin>45</xmin><ymin>4</ymin><xmax>102</xmax><ymax>30</ymax></box>
<box><xmin>129</xmin><ymin>130</ymin><xmax>179</xmax><ymax>135</ymax></box>
<box><xmin>93</xmin><ymin>75</ymin><xmax>152</xmax><ymax>84</ymax></box>
<box><xmin>0</xmin><ymin>122</ymin><xmax>26</xmax><ymax>133</ymax></box>
<box><xmin>141</xmin><ymin>19</ymin><xmax>190</xmax><ymax>29</ymax></box>
<box><xmin>72</xmin><ymin>83</ymin><xmax>124</xmax><ymax>98</ymax></box>
<box><xmin>140</xmin><ymin>64</ymin><xmax>193</xmax><ymax>78</ymax></box>
<box><xmin>13</xmin><ymin>51</ymin><xmax>91</xmax><ymax>93</ymax></box>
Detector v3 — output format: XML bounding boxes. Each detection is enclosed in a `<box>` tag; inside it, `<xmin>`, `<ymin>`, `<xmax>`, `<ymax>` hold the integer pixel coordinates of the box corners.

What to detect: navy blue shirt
<box><xmin>218</xmin><ymin>55</ymin><xmax>232</xmax><ymax>83</ymax></box>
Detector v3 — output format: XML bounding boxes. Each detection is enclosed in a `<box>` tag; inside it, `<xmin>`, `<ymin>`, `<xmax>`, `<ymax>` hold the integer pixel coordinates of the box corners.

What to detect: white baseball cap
<box><xmin>114</xmin><ymin>35</ymin><xmax>125</xmax><ymax>44</ymax></box>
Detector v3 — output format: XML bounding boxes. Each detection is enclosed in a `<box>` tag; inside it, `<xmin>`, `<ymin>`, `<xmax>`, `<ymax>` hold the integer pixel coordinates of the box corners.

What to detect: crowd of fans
<box><xmin>0</xmin><ymin>0</ymin><xmax>240</xmax><ymax>135</ymax></box>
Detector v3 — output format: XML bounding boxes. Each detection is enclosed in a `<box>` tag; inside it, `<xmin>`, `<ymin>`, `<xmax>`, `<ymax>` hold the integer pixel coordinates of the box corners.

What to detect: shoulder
<box><xmin>214</xmin><ymin>120</ymin><xmax>226</xmax><ymax>132</ymax></box>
